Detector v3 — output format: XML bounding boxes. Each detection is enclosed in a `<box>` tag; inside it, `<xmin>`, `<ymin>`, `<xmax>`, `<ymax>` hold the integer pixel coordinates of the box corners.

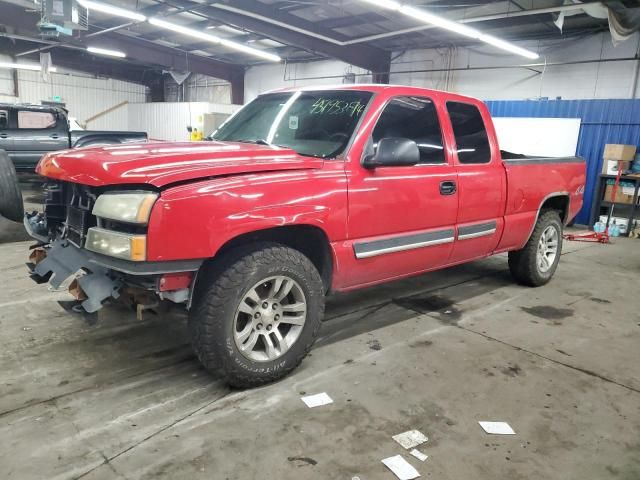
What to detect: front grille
<box><xmin>44</xmin><ymin>181</ymin><xmax>97</xmax><ymax>246</ymax></box>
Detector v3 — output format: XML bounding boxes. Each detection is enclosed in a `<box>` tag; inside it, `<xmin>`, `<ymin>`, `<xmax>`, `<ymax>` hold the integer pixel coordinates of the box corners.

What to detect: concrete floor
<box><xmin>1</xmin><ymin>178</ymin><xmax>639</xmax><ymax>480</ymax></box>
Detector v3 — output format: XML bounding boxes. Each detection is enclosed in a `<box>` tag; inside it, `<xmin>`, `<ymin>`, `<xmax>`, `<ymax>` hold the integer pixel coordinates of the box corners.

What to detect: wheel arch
<box><xmin>519</xmin><ymin>192</ymin><xmax>569</xmax><ymax>248</ymax></box>
<box><xmin>214</xmin><ymin>224</ymin><xmax>334</xmax><ymax>293</ymax></box>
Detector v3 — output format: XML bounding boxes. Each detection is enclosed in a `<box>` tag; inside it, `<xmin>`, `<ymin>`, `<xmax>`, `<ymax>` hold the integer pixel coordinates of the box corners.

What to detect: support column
<box><xmin>230</xmin><ymin>70</ymin><xmax>245</xmax><ymax>105</ymax></box>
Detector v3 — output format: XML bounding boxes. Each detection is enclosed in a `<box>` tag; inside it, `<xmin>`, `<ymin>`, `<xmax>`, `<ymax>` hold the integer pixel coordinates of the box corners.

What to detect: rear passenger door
<box><xmin>12</xmin><ymin>108</ymin><xmax>68</xmax><ymax>169</ymax></box>
<box><xmin>445</xmin><ymin>101</ymin><xmax>506</xmax><ymax>264</ymax></box>
<box><xmin>344</xmin><ymin>95</ymin><xmax>458</xmax><ymax>287</ymax></box>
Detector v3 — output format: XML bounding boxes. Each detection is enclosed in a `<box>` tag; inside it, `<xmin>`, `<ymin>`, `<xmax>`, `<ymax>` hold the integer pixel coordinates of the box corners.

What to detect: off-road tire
<box><xmin>0</xmin><ymin>150</ymin><xmax>24</xmax><ymax>222</ymax></box>
<box><xmin>189</xmin><ymin>243</ymin><xmax>325</xmax><ymax>388</ymax></box>
<box><xmin>508</xmin><ymin>210</ymin><xmax>563</xmax><ymax>287</ymax></box>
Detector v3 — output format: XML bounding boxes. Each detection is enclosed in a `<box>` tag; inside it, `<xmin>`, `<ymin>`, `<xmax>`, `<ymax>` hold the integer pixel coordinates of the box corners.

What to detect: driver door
<box><xmin>343</xmin><ymin>95</ymin><xmax>458</xmax><ymax>288</ymax></box>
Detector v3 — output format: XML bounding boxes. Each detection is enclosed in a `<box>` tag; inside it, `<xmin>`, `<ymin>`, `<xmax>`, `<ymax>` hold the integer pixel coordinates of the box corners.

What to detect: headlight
<box><xmin>86</xmin><ymin>228</ymin><xmax>147</xmax><ymax>261</ymax></box>
<box><xmin>92</xmin><ymin>192</ymin><xmax>158</xmax><ymax>224</ymax></box>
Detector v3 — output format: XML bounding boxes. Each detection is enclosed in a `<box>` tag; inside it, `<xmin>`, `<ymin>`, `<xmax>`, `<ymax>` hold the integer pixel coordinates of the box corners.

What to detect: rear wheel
<box><xmin>0</xmin><ymin>150</ymin><xmax>24</xmax><ymax>222</ymax></box>
<box><xmin>189</xmin><ymin>243</ymin><xmax>324</xmax><ymax>388</ymax></box>
<box><xmin>508</xmin><ymin>210</ymin><xmax>563</xmax><ymax>286</ymax></box>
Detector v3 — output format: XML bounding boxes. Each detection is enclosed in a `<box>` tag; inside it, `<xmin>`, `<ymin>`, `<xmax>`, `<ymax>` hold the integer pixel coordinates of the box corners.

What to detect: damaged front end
<box><xmin>25</xmin><ymin>181</ymin><xmax>202</xmax><ymax>316</ymax></box>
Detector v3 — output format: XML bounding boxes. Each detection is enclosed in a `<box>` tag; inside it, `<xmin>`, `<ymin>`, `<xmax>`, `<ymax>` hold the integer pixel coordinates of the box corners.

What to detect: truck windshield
<box><xmin>209</xmin><ymin>90</ymin><xmax>373</xmax><ymax>158</ymax></box>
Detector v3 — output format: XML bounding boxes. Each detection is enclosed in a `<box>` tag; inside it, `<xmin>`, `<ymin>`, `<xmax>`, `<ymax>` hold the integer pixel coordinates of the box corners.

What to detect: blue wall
<box><xmin>486</xmin><ymin>99</ymin><xmax>640</xmax><ymax>225</ymax></box>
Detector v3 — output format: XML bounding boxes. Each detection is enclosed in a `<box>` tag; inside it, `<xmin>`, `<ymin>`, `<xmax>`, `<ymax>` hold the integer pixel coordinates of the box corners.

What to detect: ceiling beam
<box><xmin>0</xmin><ymin>1</ymin><xmax>245</xmax><ymax>83</ymax></box>
<box><xmin>156</xmin><ymin>0</ymin><xmax>391</xmax><ymax>76</ymax></box>
<box><xmin>0</xmin><ymin>37</ymin><xmax>158</xmax><ymax>86</ymax></box>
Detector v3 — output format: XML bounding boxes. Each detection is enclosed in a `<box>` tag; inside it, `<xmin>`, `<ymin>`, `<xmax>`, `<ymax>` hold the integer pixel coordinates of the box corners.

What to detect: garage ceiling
<box><xmin>0</xmin><ymin>0</ymin><xmax>631</xmax><ymax>101</ymax></box>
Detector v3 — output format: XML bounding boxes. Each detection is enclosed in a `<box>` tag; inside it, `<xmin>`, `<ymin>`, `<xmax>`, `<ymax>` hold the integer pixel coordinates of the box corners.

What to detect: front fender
<box><xmin>145</xmin><ymin>166</ymin><xmax>348</xmax><ymax>261</ymax></box>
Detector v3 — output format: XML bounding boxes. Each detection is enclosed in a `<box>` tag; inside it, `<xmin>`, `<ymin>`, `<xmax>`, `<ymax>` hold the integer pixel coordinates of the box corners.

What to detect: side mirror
<box><xmin>363</xmin><ymin>137</ymin><xmax>420</xmax><ymax>169</ymax></box>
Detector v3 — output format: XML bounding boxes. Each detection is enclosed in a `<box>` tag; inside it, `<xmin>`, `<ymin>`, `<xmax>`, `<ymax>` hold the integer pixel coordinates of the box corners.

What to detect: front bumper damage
<box><xmin>30</xmin><ymin>240</ymin><xmax>123</xmax><ymax>313</ymax></box>
<box><xmin>25</xmin><ymin>212</ymin><xmax>203</xmax><ymax>314</ymax></box>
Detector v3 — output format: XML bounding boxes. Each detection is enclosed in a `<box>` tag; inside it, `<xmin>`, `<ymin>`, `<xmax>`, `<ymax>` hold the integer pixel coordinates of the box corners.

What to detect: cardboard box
<box><xmin>603</xmin><ymin>144</ymin><xmax>636</xmax><ymax>161</ymax></box>
<box><xmin>603</xmin><ymin>159</ymin><xmax>631</xmax><ymax>175</ymax></box>
<box><xmin>604</xmin><ymin>179</ymin><xmax>636</xmax><ymax>204</ymax></box>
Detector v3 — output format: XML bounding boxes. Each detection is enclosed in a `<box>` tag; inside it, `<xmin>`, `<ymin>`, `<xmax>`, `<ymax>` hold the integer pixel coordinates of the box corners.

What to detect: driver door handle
<box><xmin>440</xmin><ymin>180</ymin><xmax>457</xmax><ymax>195</ymax></box>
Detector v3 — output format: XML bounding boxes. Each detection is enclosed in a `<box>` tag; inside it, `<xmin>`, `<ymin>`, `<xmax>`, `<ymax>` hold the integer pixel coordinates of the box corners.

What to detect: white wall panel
<box><xmin>245</xmin><ymin>60</ymin><xmax>372</xmax><ymax>101</ymax></box>
<box><xmin>127</xmin><ymin>102</ymin><xmax>241</xmax><ymax>141</ymax></box>
<box><xmin>0</xmin><ymin>54</ymin><xmax>147</xmax><ymax>130</ymax></box>
<box><xmin>245</xmin><ymin>32</ymin><xmax>640</xmax><ymax>102</ymax></box>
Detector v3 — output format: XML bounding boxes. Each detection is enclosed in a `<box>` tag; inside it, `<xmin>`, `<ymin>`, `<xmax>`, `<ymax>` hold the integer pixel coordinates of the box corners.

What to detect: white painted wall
<box><xmin>244</xmin><ymin>32</ymin><xmax>640</xmax><ymax>102</ymax></box>
<box><xmin>0</xmin><ymin>54</ymin><xmax>147</xmax><ymax>131</ymax></box>
<box><xmin>127</xmin><ymin>102</ymin><xmax>241</xmax><ymax>141</ymax></box>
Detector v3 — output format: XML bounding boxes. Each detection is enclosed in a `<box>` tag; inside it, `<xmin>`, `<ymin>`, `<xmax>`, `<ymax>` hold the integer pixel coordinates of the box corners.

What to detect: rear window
<box><xmin>18</xmin><ymin>110</ymin><xmax>57</xmax><ymax>129</ymax></box>
<box><xmin>446</xmin><ymin>102</ymin><xmax>491</xmax><ymax>164</ymax></box>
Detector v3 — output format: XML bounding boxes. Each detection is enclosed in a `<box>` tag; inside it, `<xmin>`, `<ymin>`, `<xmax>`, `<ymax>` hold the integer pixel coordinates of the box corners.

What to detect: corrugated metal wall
<box><xmin>486</xmin><ymin>99</ymin><xmax>640</xmax><ymax>225</ymax></box>
<box><xmin>0</xmin><ymin>62</ymin><xmax>147</xmax><ymax>131</ymax></box>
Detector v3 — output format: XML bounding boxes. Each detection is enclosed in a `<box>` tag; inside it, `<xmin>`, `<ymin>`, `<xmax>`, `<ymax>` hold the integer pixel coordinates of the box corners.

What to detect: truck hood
<box><xmin>36</xmin><ymin>141</ymin><xmax>324</xmax><ymax>188</ymax></box>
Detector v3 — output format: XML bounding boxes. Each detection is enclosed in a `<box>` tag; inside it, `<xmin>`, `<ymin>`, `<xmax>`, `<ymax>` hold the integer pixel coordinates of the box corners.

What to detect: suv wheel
<box><xmin>508</xmin><ymin>210</ymin><xmax>563</xmax><ymax>287</ymax></box>
<box><xmin>189</xmin><ymin>243</ymin><xmax>324</xmax><ymax>388</ymax></box>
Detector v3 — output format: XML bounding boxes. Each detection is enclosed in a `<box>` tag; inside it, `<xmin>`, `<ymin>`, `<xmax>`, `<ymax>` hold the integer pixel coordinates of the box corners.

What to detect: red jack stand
<box><xmin>563</xmin><ymin>159</ymin><xmax>626</xmax><ymax>245</ymax></box>
<box><xmin>563</xmin><ymin>231</ymin><xmax>610</xmax><ymax>243</ymax></box>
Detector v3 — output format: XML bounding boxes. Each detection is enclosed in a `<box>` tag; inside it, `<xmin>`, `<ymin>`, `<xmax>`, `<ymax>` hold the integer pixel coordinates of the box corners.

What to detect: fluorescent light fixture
<box><xmin>357</xmin><ymin>0</ymin><xmax>539</xmax><ymax>59</ymax></box>
<box><xmin>148</xmin><ymin>17</ymin><xmax>281</xmax><ymax>62</ymax></box>
<box><xmin>0</xmin><ymin>62</ymin><xmax>57</xmax><ymax>72</ymax></box>
<box><xmin>77</xmin><ymin>0</ymin><xmax>146</xmax><ymax>22</ymax></box>
<box><xmin>87</xmin><ymin>46</ymin><xmax>127</xmax><ymax>58</ymax></box>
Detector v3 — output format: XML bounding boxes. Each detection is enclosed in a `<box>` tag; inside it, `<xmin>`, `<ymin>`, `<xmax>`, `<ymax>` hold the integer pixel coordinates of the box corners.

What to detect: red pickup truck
<box><xmin>24</xmin><ymin>85</ymin><xmax>585</xmax><ymax>387</ymax></box>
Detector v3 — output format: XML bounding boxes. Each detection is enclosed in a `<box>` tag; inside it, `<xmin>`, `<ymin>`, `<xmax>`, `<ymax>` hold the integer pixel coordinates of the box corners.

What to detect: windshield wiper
<box><xmin>235</xmin><ymin>138</ymin><xmax>272</xmax><ymax>145</ymax></box>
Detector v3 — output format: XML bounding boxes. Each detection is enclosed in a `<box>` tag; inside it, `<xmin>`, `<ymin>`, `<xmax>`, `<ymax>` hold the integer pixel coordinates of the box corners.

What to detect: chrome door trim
<box><xmin>457</xmin><ymin>220</ymin><xmax>497</xmax><ymax>240</ymax></box>
<box><xmin>354</xmin><ymin>228</ymin><xmax>455</xmax><ymax>259</ymax></box>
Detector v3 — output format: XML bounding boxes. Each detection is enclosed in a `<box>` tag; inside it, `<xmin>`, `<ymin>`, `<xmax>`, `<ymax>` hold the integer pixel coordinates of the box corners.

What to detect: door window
<box><xmin>17</xmin><ymin>110</ymin><xmax>57</xmax><ymax>129</ymax></box>
<box><xmin>372</xmin><ymin>96</ymin><xmax>445</xmax><ymax>164</ymax></box>
<box><xmin>0</xmin><ymin>110</ymin><xmax>8</xmax><ymax>129</ymax></box>
<box><xmin>446</xmin><ymin>102</ymin><xmax>491</xmax><ymax>164</ymax></box>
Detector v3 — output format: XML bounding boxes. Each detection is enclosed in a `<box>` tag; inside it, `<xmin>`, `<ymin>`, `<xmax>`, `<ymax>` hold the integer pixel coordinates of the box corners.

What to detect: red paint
<box><xmin>158</xmin><ymin>272</ymin><xmax>193</xmax><ymax>292</ymax></box>
<box><xmin>36</xmin><ymin>85</ymin><xmax>585</xmax><ymax>292</ymax></box>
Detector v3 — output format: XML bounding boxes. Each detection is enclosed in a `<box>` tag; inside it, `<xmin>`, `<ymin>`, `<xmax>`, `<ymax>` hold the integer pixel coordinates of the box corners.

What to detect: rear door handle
<box><xmin>50</xmin><ymin>134</ymin><xmax>60</xmax><ymax>139</ymax></box>
<box><xmin>0</xmin><ymin>133</ymin><xmax>8</xmax><ymax>138</ymax></box>
<box><xmin>440</xmin><ymin>180</ymin><xmax>457</xmax><ymax>195</ymax></box>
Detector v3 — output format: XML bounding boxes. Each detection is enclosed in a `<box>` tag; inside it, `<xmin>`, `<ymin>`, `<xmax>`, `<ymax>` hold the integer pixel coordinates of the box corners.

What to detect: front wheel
<box><xmin>508</xmin><ymin>210</ymin><xmax>563</xmax><ymax>287</ymax></box>
<box><xmin>189</xmin><ymin>243</ymin><xmax>324</xmax><ymax>388</ymax></box>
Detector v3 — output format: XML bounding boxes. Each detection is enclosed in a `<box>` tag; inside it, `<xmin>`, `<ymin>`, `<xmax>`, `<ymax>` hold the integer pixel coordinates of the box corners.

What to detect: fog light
<box><xmin>86</xmin><ymin>227</ymin><xmax>147</xmax><ymax>261</ymax></box>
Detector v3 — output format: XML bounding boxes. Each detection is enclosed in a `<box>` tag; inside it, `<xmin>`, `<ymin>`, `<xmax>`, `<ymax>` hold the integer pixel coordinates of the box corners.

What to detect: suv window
<box><xmin>18</xmin><ymin>110</ymin><xmax>57</xmax><ymax>129</ymax></box>
<box><xmin>446</xmin><ymin>101</ymin><xmax>491</xmax><ymax>164</ymax></box>
<box><xmin>372</xmin><ymin>96</ymin><xmax>445</xmax><ymax>164</ymax></box>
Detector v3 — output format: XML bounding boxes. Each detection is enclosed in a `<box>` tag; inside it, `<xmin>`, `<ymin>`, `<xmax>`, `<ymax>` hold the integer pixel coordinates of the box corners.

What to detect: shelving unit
<box><xmin>589</xmin><ymin>174</ymin><xmax>640</xmax><ymax>237</ymax></box>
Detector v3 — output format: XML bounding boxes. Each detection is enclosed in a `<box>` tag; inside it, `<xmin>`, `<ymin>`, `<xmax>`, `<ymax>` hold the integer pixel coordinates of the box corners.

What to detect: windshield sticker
<box><xmin>289</xmin><ymin>115</ymin><xmax>299</xmax><ymax>130</ymax></box>
<box><xmin>310</xmin><ymin>99</ymin><xmax>366</xmax><ymax>117</ymax></box>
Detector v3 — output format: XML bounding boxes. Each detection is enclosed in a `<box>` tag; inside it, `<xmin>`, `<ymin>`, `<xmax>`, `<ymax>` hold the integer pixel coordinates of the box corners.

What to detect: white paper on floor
<box><xmin>392</xmin><ymin>430</ymin><xmax>429</xmax><ymax>449</ymax></box>
<box><xmin>381</xmin><ymin>455</ymin><xmax>420</xmax><ymax>480</ymax></box>
<box><xmin>478</xmin><ymin>421</ymin><xmax>516</xmax><ymax>435</ymax></box>
<box><xmin>409</xmin><ymin>449</ymin><xmax>428</xmax><ymax>462</ymax></box>
<box><xmin>301</xmin><ymin>392</ymin><xmax>333</xmax><ymax>408</ymax></box>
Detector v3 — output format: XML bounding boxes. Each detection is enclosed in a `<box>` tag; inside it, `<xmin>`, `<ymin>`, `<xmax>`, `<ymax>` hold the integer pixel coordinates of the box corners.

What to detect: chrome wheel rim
<box><xmin>537</xmin><ymin>225</ymin><xmax>559</xmax><ymax>273</ymax></box>
<box><xmin>233</xmin><ymin>275</ymin><xmax>307</xmax><ymax>362</ymax></box>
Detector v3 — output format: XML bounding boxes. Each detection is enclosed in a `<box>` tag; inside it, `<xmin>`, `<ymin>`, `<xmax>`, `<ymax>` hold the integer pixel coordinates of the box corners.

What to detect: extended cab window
<box><xmin>446</xmin><ymin>101</ymin><xmax>491</xmax><ymax>164</ymax></box>
<box><xmin>210</xmin><ymin>90</ymin><xmax>373</xmax><ymax>158</ymax></box>
<box><xmin>372</xmin><ymin>96</ymin><xmax>445</xmax><ymax>164</ymax></box>
<box><xmin>18</xmin><ymin>110</ymin><xmax>57</xmax><ymax>129</ymax></box>
<box><xmin>0</xmin><ymin>110</ymin><xmax>8</xmax><ymax>129</ymax></box>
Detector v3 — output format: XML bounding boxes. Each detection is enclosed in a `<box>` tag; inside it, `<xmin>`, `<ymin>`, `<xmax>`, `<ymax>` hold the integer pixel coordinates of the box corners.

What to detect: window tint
<box><xmin>372</xmin><ymin>96</ymin><xmax>445</xmax><ymax>164</ymax></box>
<box><xmin>0</xmin><ymin>110</ymin><xmax>8</xmax><ymax>129</ymax></box>
<box><xmin>18</xmin><ymin>110</ymin><xmax>56</xmax><ymax>129</ymax></box>
<box><xmin>446</xmin><ymin>102</ymin><xmax>491</xmax><ymax>164</ymax></box>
